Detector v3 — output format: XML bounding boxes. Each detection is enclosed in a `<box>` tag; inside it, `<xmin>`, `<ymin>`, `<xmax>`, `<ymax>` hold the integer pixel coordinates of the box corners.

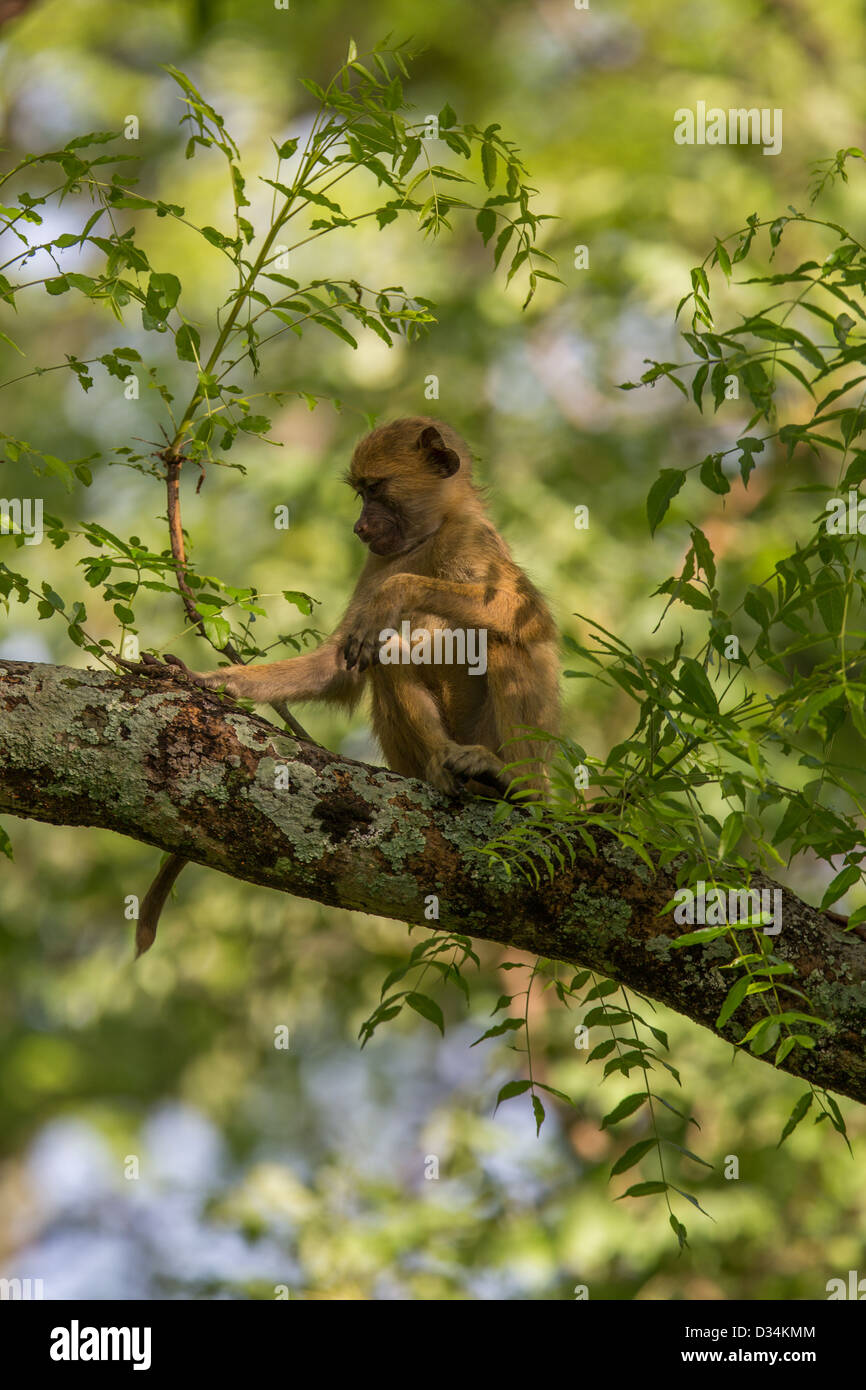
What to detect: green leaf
<box><xmin>475</xmin><ymin>207</ymin><xmax>496</xmax><ymax>245</ymax></box>
<box><xmin>238</xmin><ymin>414</ymin><xmax>271</xmax><ymax>435</ymax></box>
<box><xmin>0</xmin><ymin>329</ymin><xmax>23</xmax><ymax>355</ymax></box>
<box><xmin>689</xmin><ymin>526</ymin><xmax>716</xmax><ymax>585</ymax></box>
<box><xmin>312</xmin><ymin>315</ymin><xmax>358</xmax><ymax>349</ymax></box>
<box><xmin>601</xmin><ymin>1093</ymin><xmax>647</xmax><ymax>1129</ymax></box>
<box><xmin>471</xmin><ymin>1017</ymin><xmax>524</xmax><ymax>1046</ymax></box>
<box><xmin>617</xmin><ymin>1181</ymin><xmax>668</xmax><ymax>1199</ymax></box>
<box><xmin>348</xmin><ymin>58</ymin><xmax>378</xmax><ymax>84</ymax></box>
<box><xmin>778</xmin><ymin>1089</ymin><xmax>812</xmax><ymax>1145</ymax></box>
<box><xmin>841</xmin><ymin>451</ymin><xmax>866</xmax><ymax>488</ymax></box>
<box><xmin>815</xmin><ymin>575</ymin><xmax>844</xmax><ymax>634</ymax></box>
<box><xmin>834</xmin><ymin>313</ymin><xmax>856</xmax><ymax>347</ymax></box>
<box><xmin>535</xmin><ymin>1081</ymin><xmax>573</xmax><ymax>1105</ymax></box>
<box><xmin>824</xmin><ymin>1093</ymin><xmax>850</xmax><ymax>1147</ymax></box>
<box><xmin>203</xmin><ymin>614</ymin><xmax>231</xmax><ymax>648</ymax></box>
<box><xmin>699</xmin><ymin>453</ymin><xmax>730</xmax><ymax>495</ymax></box>
<box><xmin>718</xmin><ymin>811</ymin><xmax>744</xmax><ymax>861</ymax></box>
<box><xmin>532</xmin><ymin>1093</ymin><xmax>545</xmax><ymax>1135</ymax></box>
<box><xmin>146</xmin><ymin>271</ymin><xmax>181</xmax><ymax>321</ymax></box>
<box><xmin>481</xmin><ymin>142</ymin><xmax>497</xmax><ymax>189</ymax></box>
<box><xmin>584</xmin><ymin>979</ymin><xmax>620</xmax><ymax>1002</ymax></box>
<box><xmin>438</xmin><ymin>102</ymin><xmax>457</xmax><ymax>130</ymax></box>
<box><xmin>671</xmin><ymin>926</ymin><xmax>729</xmax><ymax>947</ymax></box>
<box><xmin>175</xmin><ymin>323</ymin><xmax>201</xmax><ymax>363</ymax></box>
<box><xmin>740</xmin><ymin>1011</ymin><xmax>826</xmax><ymax>1046</ymax></box>
<box><xmin>406</xmin><ymin>991</ymin><xmax>444</xmax><ymax>1034</ymax></box>
<box><xmin>200</xmin><ymin>225</ymin><xmax>237</xmax><ymax>251</ymax></box>
<box><xmin>716</xmin><ymin>974</ymin><xmax>750</xmax><ymax>1028</ymax></box>
<box><xmin>282</xmin><ymin>590</ymin><xmax>313</xmax><ymax>615</ymax></box>
<box><xmin>656</xmin><ymin>579</ymin><xmax>711</xmax><ymax>611</ymax></box>
<box><xmin>678</xmin><ymin>657</ymin><xmax>718</xmax><ymax>714</ymax></box>
<box><xmin>582</xmin><ymin>1007</ymin><xmax>633</xmax><ymax>1027</ymax></box>
<box><xmin>691</xmin><ymin>362</ymin><xmax>709</xmax><ymax>411</ymax></box>
<box><xmin>494</xmin><ymin>1079</ymin><xmax>531</xmax><ymax>1110</ymax></box>
<box><xmin>610</xmin><ymin>1137</ymin><xmax>658</xmax><ymax>1177</ymax></box>
<box><xmin>670</xmin><ymin>1213</ymin><xmax>688</xmax><ymax>1249</ymax></box>
<box><xmin>493</xmin><ymin>224</ymin><xmax>514</xmax><ymax>269</ymax></box>
<box><xmin>646</xmin><ymin>469</ymin><xmax>686</xmax><ymax>536</ymax></box>
<box><xmin>604</xmin><ymin>1050</ymin><xmax>652</xmax><ymax>1077</ymax></box>
<box><xmin>670</xmin><ymin>1184</ymin><xmax>712</xmax><ymax>1217</ymax></box>
<box><xmin>736</xmin><ymin>436</ymin><xmax>765</xmax><ymax>486</ymax></box>
<box><xmin>769</xmin><ymin>217</ymin><xmax>788</xmax><ymax>247</ymax></box>
<box><xmin>398</xmin><ymin>137</ymin><xmax>422</xmax><ymax>178</ymax></box>
<box><xmin>820</xmin><ymin>864</ymin><xmax>861</xmax><ymax>909</ymax></box>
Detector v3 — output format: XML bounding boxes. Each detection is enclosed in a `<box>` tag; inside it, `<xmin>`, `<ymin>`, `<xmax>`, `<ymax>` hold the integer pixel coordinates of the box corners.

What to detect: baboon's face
<box><xmin>347</xmin><ymin>423</ymin><xmax>462</xmax><ymax>557</ymax></box>
<box><xmin>349</xmin><ymin>476</ymin><xmax>407</xmax><ymax>556</ymax></box>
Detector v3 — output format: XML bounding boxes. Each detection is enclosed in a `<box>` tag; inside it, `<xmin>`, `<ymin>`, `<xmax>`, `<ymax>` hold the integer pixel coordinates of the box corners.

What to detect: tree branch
<box><xmin>2</xmin><ymin>658</ymin><xmax>865</xmax><ymax>1105</ymax></box>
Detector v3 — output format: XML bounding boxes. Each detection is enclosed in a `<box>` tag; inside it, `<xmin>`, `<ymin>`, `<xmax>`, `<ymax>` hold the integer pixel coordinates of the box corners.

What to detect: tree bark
<box><xmin>1</xmin><ymin>658</ymin><xmax>865</xmax><ymax>1105</ymax></box>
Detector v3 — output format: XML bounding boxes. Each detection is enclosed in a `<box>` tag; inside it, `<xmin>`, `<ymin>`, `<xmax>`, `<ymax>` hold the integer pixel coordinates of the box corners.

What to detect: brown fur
<box><xmin>194</xmin><ymin>417</ymin><xmax>559</xmax><ymax>795</ymax></box>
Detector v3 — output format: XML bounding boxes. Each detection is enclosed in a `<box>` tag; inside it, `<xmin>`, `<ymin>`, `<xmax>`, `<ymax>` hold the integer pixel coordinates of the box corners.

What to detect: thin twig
<box><xmin>163</xmin><ymin>453</ymin><xmax>316</xmax><ymax>743</ymax></box>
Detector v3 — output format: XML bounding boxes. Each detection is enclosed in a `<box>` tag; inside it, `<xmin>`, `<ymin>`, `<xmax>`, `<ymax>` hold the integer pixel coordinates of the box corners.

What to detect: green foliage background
<box><xmin>1</xmin><ymin>0</ymin><xmax>865</xmax><ymax>1299</ymax></box>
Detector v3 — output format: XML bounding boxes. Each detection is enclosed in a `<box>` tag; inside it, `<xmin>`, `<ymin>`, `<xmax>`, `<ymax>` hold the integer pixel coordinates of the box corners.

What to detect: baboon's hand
<box><xmin>112</xmin><ymin>651</ymin><xmax>186</xmax><ymax>679</ymax></box>
<box><xmin>343</xmin><ymin>618</ymin><xmax>391</xmax><ymax>673</ymax></box>
<box><xmin>113</xmin><ymin>652</ymin><xmax>228</xmax><ymax>693</ymax></box>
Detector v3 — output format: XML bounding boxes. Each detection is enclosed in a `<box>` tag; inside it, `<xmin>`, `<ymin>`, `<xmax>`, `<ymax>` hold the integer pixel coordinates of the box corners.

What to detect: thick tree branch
<box><xmin>1</xmin><ymin>658</ymin><xmax>865</xmax><ymax>1105</ymax></box>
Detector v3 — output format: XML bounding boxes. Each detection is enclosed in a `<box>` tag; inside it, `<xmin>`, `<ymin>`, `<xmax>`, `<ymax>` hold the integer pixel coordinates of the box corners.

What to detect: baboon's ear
<box><xmin>416</xmin><ymin>425</ymin><xmax>461</xmax><ymax>477</ymax></box>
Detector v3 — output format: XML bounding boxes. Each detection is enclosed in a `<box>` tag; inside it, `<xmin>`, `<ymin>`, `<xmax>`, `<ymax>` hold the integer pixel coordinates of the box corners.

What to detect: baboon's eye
<box><xmin>366</xmin><ymin>479</ymin><xmax>385</xmax><ymax>496</ymax></box>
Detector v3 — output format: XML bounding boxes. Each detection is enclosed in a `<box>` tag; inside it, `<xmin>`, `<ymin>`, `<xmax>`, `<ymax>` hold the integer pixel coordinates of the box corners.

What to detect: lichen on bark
<box><xmin>1</xmin><ymin>658</ymin><xmax>865</xmax><ymax>1105</ymax></box>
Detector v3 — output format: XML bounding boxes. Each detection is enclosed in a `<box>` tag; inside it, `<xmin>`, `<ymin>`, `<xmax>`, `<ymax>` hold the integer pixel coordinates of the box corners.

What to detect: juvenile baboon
<box><xmin>135</xmin><ymin>417</ymin><xmax>559</xmax><ymax>950</ymax></box>
<box><xmin>193</xmin><ymin>416</ymin><xmax>559</xmax><ymax>790</ymax></box>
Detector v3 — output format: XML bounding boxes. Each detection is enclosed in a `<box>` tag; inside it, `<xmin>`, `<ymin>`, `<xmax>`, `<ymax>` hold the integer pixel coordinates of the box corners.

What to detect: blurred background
<box><xmin>1</xmin><ymin>0</ymin><xmax>865</xmax><ymax>1299</ymax></box>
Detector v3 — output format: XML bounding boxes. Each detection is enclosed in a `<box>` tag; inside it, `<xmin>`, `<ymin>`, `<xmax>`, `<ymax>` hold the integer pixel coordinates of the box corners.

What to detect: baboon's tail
<box><xmin>136</xmin><ymin>853</ymin><xmax>187</xmax><ymax>957</ymax></box>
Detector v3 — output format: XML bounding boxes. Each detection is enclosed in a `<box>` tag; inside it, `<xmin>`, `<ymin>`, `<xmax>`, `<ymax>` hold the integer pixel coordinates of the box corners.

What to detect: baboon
<box><xmin>135</xmin><ymin>417</ymin><xmax>559</xmax><ymax>950</ymax></box>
